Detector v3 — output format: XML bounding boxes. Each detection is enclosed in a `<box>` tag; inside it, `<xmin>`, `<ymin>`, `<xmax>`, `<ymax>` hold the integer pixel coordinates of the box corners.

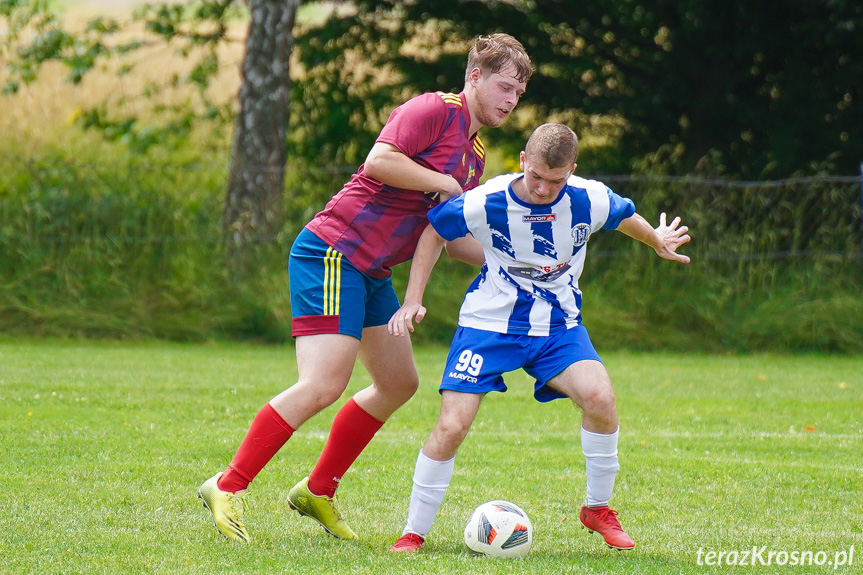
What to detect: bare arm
<box><xmin>617</xmin><ymin>212</ymin><xmax>692</xmax><ymax>264</ymax></box>
<box><xmin>364</xmin><ymin>142</ymin><xmax>465</xmax><ymax>200</ymax></box>
<box><xmin>388</xmin><ymin>225</ymin><xmax>447</xmax><ymax>337</ymax></box>
<box><xmin>444</xmin><ymin>235</ymin><xmax>485</xmax><ymax>267</ymax></box>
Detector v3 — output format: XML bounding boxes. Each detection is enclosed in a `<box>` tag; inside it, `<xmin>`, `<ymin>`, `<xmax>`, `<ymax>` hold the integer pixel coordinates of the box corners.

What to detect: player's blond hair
<box><xmin>525</xmin><ymin>123</ymin><xmax>579</xmax><ymax>168</ymax></box>
<box><xmin>465</xmin><ymin>33</ymin><xmax>533</xmax><ymax>84</ymax></box>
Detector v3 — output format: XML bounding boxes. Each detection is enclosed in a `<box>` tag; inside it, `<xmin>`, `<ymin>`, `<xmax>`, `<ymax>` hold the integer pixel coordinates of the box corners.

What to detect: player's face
<box><xmin>470</xmin><ymin>63</ymin><xmax>526</xmax><ymax>128</ymax></box>
<box><xmin>519</xmin><ymin>151</ymin><xmax>575</xmax><ymax>204</ymax></box>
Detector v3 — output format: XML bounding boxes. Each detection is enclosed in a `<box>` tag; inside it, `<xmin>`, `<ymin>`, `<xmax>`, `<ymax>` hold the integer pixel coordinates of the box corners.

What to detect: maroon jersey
<box><xmin>305</xmin><ymin>91</ymin><xmax>486</xmax><ymax>278</ymax></box>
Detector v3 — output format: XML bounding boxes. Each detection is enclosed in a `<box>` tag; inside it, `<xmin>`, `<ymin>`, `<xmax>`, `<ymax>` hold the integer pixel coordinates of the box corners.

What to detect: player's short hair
<box><xmin>525</xmin><ymin>123</ymin><xmax>579</xmax><ymax>168</ymax></box>
<box><xmin>465</xmin><ymin>33</ymin><xmax>533</xmax><ymax>84</ymax></box>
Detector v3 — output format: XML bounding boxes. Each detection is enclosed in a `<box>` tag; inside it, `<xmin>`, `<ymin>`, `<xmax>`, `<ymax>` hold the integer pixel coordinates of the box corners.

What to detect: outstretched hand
<box><xmin>388</xmin><ymin>301</ymin><xmax>427</xmax><ymax>337</ymax></box>
<box><xmin>654</xmin><ymin>212</ymin><xmax>691</xmax><ymax>264</ymax></box>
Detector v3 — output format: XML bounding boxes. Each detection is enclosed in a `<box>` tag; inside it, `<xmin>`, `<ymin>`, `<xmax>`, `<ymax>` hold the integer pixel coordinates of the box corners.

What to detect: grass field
<box><xmin>1</xmin><ymin>338</ymin><xmax>861</xmax><ymax>574</ymax></box>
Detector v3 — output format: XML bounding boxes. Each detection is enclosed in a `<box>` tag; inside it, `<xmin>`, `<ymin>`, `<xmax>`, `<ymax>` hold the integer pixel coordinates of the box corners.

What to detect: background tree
<box><xmin>4</xmin><ymin>0</ymin><xmax>861</xmax><ymax>191</ymax></box>
<box><xmin>1</xmin><ymin>0</ymin><xmax>860</xmax><ymax>347</ymax></box>
<box><xmin>224</xmin><ymin>0</ymin><xmax>297</xmax><ymax>269</ymax></box>
<box><xmin>1</xmin><ymin>0</ymin><xmax>299</xmax><ymax>270</ymax></box>
<box><xmin>296</xmin><ymin>0</ymin><xmax>863</xmax><ymax>178</ymax></box>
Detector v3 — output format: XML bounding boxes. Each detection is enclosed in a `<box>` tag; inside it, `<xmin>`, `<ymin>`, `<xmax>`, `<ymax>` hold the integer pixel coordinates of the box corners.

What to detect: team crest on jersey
<box><xmin>523</xmin><ymin>214</ymin><xmax>556</xmax><ymax>223</ymax></box>
<box><xmin>571</xmin><ymin>223</ymin><xmax>591</xmax><ymax>246</ymax></box>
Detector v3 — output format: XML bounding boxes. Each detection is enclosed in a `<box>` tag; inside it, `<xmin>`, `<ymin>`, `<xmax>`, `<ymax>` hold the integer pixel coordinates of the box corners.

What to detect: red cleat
<box><xmin>579</xmin><ymin>505</ymin><xmax>635</xmax><ymax>550</ymax></box>
<box><xmin>389</xmin><ymin>532</ymin><xmax>425</xmax><ymax>553</ymax></box>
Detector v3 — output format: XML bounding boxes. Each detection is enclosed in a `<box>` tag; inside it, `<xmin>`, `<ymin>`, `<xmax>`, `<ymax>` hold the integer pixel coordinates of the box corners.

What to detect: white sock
<box><xmin>402</xmin><ymin>450</ymin><xmax>455</xmax><ymax>537</ymax></box>
<box><xmin>582</xmin><ymin>426</ymin><xmax>620</xmax><ymax>507</ymax></box>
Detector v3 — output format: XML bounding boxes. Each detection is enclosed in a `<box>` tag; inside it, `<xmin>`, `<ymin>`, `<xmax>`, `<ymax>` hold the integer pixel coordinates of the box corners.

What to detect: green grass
<box><xmin>1</xmin><ymin>338</ymin><xmax>861</xmax><ymax>574</ymax></box>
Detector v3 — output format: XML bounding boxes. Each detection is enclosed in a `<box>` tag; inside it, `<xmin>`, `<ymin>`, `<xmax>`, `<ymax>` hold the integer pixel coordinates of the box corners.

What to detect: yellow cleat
<box><xmin>197</xmin><ymin>473</ymin><xmax>250</xmax><ymax>543</ymax></box>
<box><xmin>287</xmin><ymin>477</ymin><xmax>358</xmax><ymax>540</ymax></box>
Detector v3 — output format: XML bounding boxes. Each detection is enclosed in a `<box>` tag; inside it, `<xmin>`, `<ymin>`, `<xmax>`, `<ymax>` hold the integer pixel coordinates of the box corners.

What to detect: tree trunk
<box><xmin>223</xmin><ymin>0</ymin><xmax>298</xmax><ymax>270</ymax></box>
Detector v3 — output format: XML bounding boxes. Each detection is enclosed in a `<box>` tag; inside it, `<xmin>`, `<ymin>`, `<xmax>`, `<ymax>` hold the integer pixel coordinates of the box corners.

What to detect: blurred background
<box><xmin>1</xmin><ymin>0</ymin><xmax>861</xmax><ymax>352</ymax></box>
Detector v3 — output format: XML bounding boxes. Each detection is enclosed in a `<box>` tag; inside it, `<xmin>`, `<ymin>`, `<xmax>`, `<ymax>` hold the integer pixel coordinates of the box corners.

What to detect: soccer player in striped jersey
<box><xmin>197</xmin><ymin>34</ymin><xmax>533</xmax><ymax>543</ymax></box>
<box><xmin>387</xmin><ymin>123</ymin><xmax>690</xmax><ymax>553</ymax></box>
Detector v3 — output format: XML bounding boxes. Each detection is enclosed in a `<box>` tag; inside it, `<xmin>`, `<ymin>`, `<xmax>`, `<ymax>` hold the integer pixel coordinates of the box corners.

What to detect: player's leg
<box><xmin>534</xmin><ymin>327</ymin><xmax>634</xmax><ymax>550</ymax></box>
<box><xmin>549</xmin><ymin>358</ymin><xmax>618</xmax><ymax>434</ymax></box>
<box><xmin>305</xmin><ymin>325</ymin><xmax>419</xmax><ymax>500</ymax></box>
<box><xmin>545</xmin><ymin>360</ymin><xmax>633</xmax><ymax>550</ymax></box>
<box><xmin>272</xmin><ymin>333</ymin><xmax>360</xmax><ymax>428</ymax></box>
<box><xmin>548</xmin><ymin>362</ymin><xmax>633</xmax><ymax>550</ymax></box>
<box><xmin>354</xmin><ymin>324</ymin><xmax>421</xmax><ymax>420</ymax></box>
<box><xmin>288</xmin><ymin>265</ymin><xmax>408</xmax><ymax>539</ymax></box>
<box><xmin>199</xmin><ymin>229</ymin><xmax>363</xmax><ymax>541</ymax></box>
<box><xmin>547</xmin><ymin>360</ymin><xmax>621</xmax><ymax>499</ymax></box>
<box><xmin>391</xmin><ymin>327</ymin><xmax>520</xmax><ymax>552</ymax></box>
<box><xmin>291</xmin><ymin>325</ymin><xmax>419</xmax><ymax>541</ymax></box>
<box><xmin>391</xmin><ymin>390</ymin><xmax>483</xmax><ymax>552</ymax></box>
<box><xmin>198</xmin><ymin>333</ymin><xmax>359</xmax><ymax>542</ymax></box>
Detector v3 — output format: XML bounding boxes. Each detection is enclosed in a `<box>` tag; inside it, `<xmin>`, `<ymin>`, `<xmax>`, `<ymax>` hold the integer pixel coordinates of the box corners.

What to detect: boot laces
<box><xmin>593</xmin><ymin>507</ymin><xmax>623</xmax><ymax>531</ymax></box>
<box><xmin>229</xmin><ymin>492</ymin><xmax>248</xmax><ymax>518</ymax></box>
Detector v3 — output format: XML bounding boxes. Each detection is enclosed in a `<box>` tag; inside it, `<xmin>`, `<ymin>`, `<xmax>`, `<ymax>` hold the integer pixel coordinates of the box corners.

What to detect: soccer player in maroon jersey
<box><xmin>198</xmin><ymin>34</ymin><xmax>533</xmax><ymax>542</ymax></box>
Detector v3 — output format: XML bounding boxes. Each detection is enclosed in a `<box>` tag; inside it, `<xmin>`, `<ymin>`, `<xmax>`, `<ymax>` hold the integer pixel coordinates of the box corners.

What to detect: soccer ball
<box><xmin>464</xmin><ymin>500</ymin><xmax>533</xmax><ymax>558</ymax></box>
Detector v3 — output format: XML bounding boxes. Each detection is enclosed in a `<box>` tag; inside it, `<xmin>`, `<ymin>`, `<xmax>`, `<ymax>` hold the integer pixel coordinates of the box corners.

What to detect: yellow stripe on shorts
<box><xmin>323</xmin><ymin>247</ymin><xmax>343</xmax><ymax>315</ymax></box>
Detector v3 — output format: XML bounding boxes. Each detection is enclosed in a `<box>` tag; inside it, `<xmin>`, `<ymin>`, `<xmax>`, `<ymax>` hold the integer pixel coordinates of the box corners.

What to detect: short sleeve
<box><xmin>602</xmin><ymin>189</ymin><xmax>636</xmax><ymax>230</ymax></box>
<box><xmin>377</xmin><ymin>94</ymin><xmax>447</xmax><ymax>158</ymax></box>
<box><xmin>428</xmin><ymin>195</ymin><xmax>471</xmax><ymax>241</ymax></box>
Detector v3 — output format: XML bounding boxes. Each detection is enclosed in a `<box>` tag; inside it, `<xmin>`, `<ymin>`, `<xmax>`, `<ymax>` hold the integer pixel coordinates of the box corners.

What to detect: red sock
<box><xmin>307</xmin><ymin>398</ymin><xmax>384</xmax><ymax>498</ymax></box>
<box><xmin>217</xmin><ymin>402</ymin><xmax>295</xmax><ymax>493</ymax></box>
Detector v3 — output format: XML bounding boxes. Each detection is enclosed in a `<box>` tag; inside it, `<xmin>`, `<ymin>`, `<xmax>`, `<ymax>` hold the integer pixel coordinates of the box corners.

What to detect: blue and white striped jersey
<box><xmin>429</xmin><ymin>173</ymin><xmax>635</xmax><ymax>336</ymax></box>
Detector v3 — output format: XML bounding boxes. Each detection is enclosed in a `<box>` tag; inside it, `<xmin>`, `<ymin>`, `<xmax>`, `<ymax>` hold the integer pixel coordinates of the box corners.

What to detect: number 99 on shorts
<box><xmin>454</xmin><ymin>350</ymin><xmax>484</xmax><ymax>376</ymax></box>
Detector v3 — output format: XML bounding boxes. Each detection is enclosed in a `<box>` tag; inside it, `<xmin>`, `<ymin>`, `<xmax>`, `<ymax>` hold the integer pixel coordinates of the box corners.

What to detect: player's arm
<box><xmin>444</xmin><ymin>235</ymin><xmax>485</xmax><ymax>267</ymax></box>
<box><xmin>388</xmin><ymin>225</ymin><xmax>447</xmax><ymax>337</ymax></box>
<box><xmin>364</xmin><ymin>142</ymin><xmax>464</xmax><ymax>200</ymax></box>
<box><xmin>616</xmin><ymin>212</ymin><xmax>692</xmax><ymax>264</ymax></box>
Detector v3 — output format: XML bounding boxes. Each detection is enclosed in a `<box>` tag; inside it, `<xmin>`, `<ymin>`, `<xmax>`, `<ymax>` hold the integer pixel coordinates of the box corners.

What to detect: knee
<box><xmin>271</xmin><ymin>378</ymin><xmax>347</xmax><ymax>428</ymax></box>
<box><xmin>402</xmin><ymin>372</ymin><xmax>420</xmax><ymax>397</ymax></box>
<box><xmin>309</xmin><ymin>383</ymin><xmax>345</xmax><ymax>412</ymax></box>
<box><xmin>436</xmin><ymin>417</ymin><xmax>472</xmax><ymax>447</ymax></box>
<box><xmin>377</xmin><ymin>371</ymin><xmax>419</xmax><ymax>403</ymax></box>
<box><xmin>579</xmin><ymin>386</ymin><xmax>617</xmax><ymax>422</ymax></box>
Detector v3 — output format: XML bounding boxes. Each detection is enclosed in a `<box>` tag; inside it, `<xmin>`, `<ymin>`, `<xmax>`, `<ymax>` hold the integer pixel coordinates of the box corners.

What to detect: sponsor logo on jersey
<box><xmin>523</xmin><ymin>214</ymin><xmax>556</xmax><ymax>222</ymax></box>
<box><xmin>508</xmin><ymin>262</ymin><xmax>572</xmax><ymax>282</ymax></box>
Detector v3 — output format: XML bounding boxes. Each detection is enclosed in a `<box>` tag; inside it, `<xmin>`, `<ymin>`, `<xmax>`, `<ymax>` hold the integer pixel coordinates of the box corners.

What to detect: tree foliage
<box><xmin>296</xmin><ymin>0</ymin><xmax>863</xmax><ymax>178</ymax></box>
<box><xmin>1</xmin><ymin>0</ymin><xmax>298</xmax><ymax>269</ymax></box>
<box><xmin>1</xmin><ymin>0</ymin><xmax>241</xmax><ymax>152</ymax></box>
<box><xmin>3</xmin><ymin>0</ymin><xmax>862</xmax><ymax>178</ymax></box>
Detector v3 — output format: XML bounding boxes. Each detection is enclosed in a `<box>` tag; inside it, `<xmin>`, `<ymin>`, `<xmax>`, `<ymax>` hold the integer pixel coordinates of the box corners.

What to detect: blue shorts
<box><xmin>289</xmin><ymin>228</ymin><xmax>400</xmax><ymax>340</ymax></box>
<box><xmin>439</xmin><ymin>325</ymin><xmax>601</xmax><ymax>402</ymax></box>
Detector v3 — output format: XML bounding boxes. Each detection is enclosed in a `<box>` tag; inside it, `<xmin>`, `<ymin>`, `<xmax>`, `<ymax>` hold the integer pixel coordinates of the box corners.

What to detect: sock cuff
<box><xmin>346</xmin><ymin>397</ymin><xmax>385</xmax><ymax>426</ymax></box>
<box><xmin>264</xmin><ymin>402</ymin><xmax>296</xmax><ymax>434</ymax></box>
<box><xmin>581</xmin><ymin>426</ymin><xmax>619</xmax><ymax>458</ymax></box>
<box><xmin>418</xmin><ymin>449</ymin><xmax>456</xmax><ymax>466</ymax></box>
<box><xmin>413</xmin><ymin>449</ymin><xmax>455</xmax><ymax>488</ymax></box>
<box><xmin>580</xmin><ymin>426</ymin><xmax>620</xmax><ymax>438</ymax></box>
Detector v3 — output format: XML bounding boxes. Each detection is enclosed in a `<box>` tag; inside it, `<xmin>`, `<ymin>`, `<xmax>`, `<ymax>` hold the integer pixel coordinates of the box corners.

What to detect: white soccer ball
<box><xmin>464</xmin><ymin>500</ymin><xmax>533</xmax><ymax>558</ymax></box>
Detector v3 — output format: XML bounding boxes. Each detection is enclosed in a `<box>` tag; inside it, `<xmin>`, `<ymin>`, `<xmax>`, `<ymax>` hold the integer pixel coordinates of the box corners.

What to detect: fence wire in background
<box><xmin>2</xmin><ymin>154</ymin><xmax>861</xmax><ymax>259</ymax></box>
<box><xmin>1</xmin><ymin>153</ymin><xmax>861</xmax><ymax>349</ymax></box>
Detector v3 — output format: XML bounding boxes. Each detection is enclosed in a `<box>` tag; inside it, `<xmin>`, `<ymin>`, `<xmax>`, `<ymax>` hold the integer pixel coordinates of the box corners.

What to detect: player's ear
<box><xmin>519</xmin><ymin>151</ymin><xmax>526</xmax><ymax>170</ymax></box>
<box><xmin>468</xmin><ymin>67</ymin><xmax>482</xmax><ymax>86</ymax></box>
<box><xmin>571</xmin><ymin>163</ymin><xmax>577</xmax><ymax>175</ymax></box>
